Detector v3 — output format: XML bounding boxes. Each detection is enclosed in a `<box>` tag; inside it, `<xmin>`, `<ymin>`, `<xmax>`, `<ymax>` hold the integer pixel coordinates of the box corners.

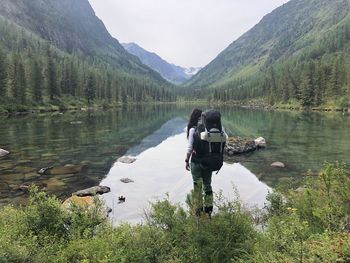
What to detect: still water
<box><xmin>0</xmin><ymin>105</ymin><xmax>349</xmax><ymax>222</ymax></box>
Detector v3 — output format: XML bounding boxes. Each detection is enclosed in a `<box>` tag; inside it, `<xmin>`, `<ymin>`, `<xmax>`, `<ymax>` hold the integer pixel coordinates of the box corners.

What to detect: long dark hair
<box><xmin>187</xmin><ymin>108</ymin><xmax>202</xmax><ymax>138</ymax></box>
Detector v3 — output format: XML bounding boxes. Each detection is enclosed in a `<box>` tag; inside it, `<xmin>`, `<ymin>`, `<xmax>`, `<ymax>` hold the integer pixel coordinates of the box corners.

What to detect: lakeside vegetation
<box><xmin>0</xmin><ymin>163</ymin><xmax>349</xmax><ymax>262</ymax></box>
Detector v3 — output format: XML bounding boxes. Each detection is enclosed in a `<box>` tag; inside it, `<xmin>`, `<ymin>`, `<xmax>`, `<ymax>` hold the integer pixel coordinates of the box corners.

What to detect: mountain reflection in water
<box><xmin>101</xmin><ymin>118</ymin><xmax>270</xmax><ymax>224</ymax></box>
<box><xmin>0</xmin><ymin>105</ymin><xmax>348</xmax><ymax>213</ymax></box>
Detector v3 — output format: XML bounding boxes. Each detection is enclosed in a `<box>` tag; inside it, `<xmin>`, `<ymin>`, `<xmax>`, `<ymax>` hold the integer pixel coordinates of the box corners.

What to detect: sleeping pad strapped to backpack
<box><xmin>193</xmin><ymin>109</ymin><xmax>228</xmax><ymax>173</ymax></box>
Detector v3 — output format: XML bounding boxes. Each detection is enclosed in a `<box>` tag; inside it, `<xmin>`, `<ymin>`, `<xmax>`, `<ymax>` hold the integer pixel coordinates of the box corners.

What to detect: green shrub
<box><xmin>0</xmin><ymin>163</ymin><xmax>349</xmax><ymax>262</ymax></box>
<box><xmin>0</xmin><ymin>206</ymin><xmax>35</xmax><ymax>263</ymax></box>
<box><xmin>25</xmin><ymin>187</ymin><xmax>68</xmax><ymax>240</ymax></box>
<box><xmin>251</xmin><ymin>162</ymin><xmax>350</xmax><ymax>262</ymax></box>
<box><xmin>145</xmin><ymin>195</ymin><xmax>257</xmax><ymax>263</ymax></box>
<box><xmin>288</xmin><ymin>162</ymin><xmax>350</xmax><ymax>232</ymax></box>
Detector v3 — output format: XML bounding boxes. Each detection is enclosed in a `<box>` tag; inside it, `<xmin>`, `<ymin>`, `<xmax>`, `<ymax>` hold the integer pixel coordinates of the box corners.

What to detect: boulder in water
<box><xmin>19</xmin><ymin>183</ymin><xmax>31</xmax><ymax>192</ymax></box>
<box><xmin>224</xmin><ymin>136</ymin><xmax>267</xmax><ymax>156</ymax></box>
<box><xmin>120</xmin><ymin>178</ymin><xmax>134</xmax><ymax>183</ymax></box>
<box><xmin>38</xmin><ymin>166</ymin><xmax>54</xmax><ymax>175</ymax></box>
<box><xmin>117</xmin><ymin>156</ymin><xmax>137</xmax><ymax>164</ymax></box>
<box><xmin>0</xmin><ymin>149</ymin><xmax>10</xmax><ymax>158</ymax></box>
<box><xmin>254</xmin><ymin>137</ymin><xmax>267</xmax><ymax>148</ymax></box>
<box><xmin>224</xmin><ymin>137</ymin><xmax>257</xmax><ymax>156</ymax></box>
<box><xmin>271</xmin><ymin>162</ymin><xmax>285</xmax><ymax>168</ymax></box>
<box><xmin>73</xmin><ymin>186</ymin><xmax>111</xmax><ymax>197</ymax></box>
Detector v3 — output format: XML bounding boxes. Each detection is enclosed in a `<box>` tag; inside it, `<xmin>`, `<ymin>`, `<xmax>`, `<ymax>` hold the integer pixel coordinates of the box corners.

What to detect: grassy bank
<box><xmin>0</xmin><ymin>163</ymin><xmax>349</xmax><ymax>262</ymax></box>
<box><xmin>1</xmin><ymin>96</ymin><xmax>349</xmax><ymax>115</ymax></box>
<box><xmin>0</xmin><ymin>96</ymin><xmax>112</xmax><ymax>115</ymax></box>
<box><xmin>205</xmin><ymin>97</ymin><xmax>350</xmax><ymax>112</ymax></box>
<box><xmin>0</xmin><ymin>97</ymin><xmax>181</xmax><ymax>115</ymax></box>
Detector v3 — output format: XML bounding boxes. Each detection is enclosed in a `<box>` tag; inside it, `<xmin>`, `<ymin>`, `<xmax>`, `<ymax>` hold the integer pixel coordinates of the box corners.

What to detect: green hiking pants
<box><xmin>191</xmin><ymin>161</ymin><xmax>213</xmax><ymax>213</ymax></box>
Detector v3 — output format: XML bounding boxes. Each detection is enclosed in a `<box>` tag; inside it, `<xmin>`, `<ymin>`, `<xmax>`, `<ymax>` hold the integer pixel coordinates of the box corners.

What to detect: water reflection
<box><xmin>0</xmin><ymin>105</ymin><xmax>349</xmax><ymax>210</ymax></box>
<box><xmin>0</xmin><ymin>105</ymin><xmax>181</xmax><ymax>205</ymax></box>
<box><xmin>221</xmin><ymin>108</ymin><xmax>350</xmax><ymax>186</ymax></box>
<box><xmin>101</xmin><ymin>118</ymin><xmax>270</xmax><ymax>224</ymax></box>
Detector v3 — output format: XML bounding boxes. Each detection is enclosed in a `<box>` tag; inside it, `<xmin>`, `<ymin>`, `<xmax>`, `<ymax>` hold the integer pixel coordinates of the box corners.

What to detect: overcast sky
<box><xmin>88</xmin><ymin>0</ymin><xmax>289</xmax><ymax>68</ymax></box>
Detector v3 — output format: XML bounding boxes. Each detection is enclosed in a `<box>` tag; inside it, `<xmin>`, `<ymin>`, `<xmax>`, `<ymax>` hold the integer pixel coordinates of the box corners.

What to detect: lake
<box><xmin>0</xmin><ymin>105</ymin><xmax>349</xmax><ymax>223</ymax></box>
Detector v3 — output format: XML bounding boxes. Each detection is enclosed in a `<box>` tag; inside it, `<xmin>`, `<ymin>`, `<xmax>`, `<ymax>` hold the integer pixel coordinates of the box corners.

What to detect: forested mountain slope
<box><xmin>185</xmin><ymin>0</ymin><xmax>350</xmax><ymax>107</ymax></box>
<box><xmin>0</xmin><ymin>0</ymin><xmax>173</xmax><ymax>111</ymax></box>
<box><xmin>0</xmin><ymin>0</ymin><xmax>164</xmax><ymax>78</ymax></box>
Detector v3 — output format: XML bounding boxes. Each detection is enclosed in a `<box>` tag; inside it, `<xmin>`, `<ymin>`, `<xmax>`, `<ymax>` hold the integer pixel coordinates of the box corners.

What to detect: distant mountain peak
<box><xmin>122</xmin><ymin>42</ymin><xmax>201</xmax><ymax>85</ymax></box>
<box><xmin>184</xmin><ymin>67</ymin><xmax>202</xmax><ymax>76</ymax></box>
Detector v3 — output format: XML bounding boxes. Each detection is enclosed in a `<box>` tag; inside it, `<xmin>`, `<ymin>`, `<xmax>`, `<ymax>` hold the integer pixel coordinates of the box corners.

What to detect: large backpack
<box><xmin>193</xmin><ymin>110</ymin><xmax>227</xmax><ymax>173</ymax></box>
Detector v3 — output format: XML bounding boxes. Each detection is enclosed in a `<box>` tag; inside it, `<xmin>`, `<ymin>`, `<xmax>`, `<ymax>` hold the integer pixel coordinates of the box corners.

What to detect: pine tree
<box><xmin>60</xmin><ymin>60</ymin><xmax>70</xmax><ymax>95</ymax></box>
<box><xmin>31</xmin><ymin>59</ymin><xmax>43</xmax><ymax>103</ymax></box>
<box><xmin>46</xmin><ymin>45</ymin><xmax>59</xmax><ymax>100</ymax></box>
<box><xmin>84</xmin><ymin>73</ymin><xmax>95</xmax><ymax>105</ymax></box>
<box><xmin>0</xmin><ymin>48</ymin><xmax>6</xmax><ymax>98</ymax></box>
<box><xmin>268</xmin><ymin>67</ymin><xmax>277</xmax><ymax>105</ymax></box>
<box><xmin>300</xmin><ymin>62</ymin><xmax>315</xmax><ymax>107</ymax></box>
<box><xmin>69</xmin><ymin>61</ymin><xmax>78</xmax><ymax>97</ymax></box>
<box><xmin>11</xmin><ymin>55</ymin><xmax>26</xmax><ymax>104</ymax></box>
<box><xmin>121</xmin><ymin>87</ymin><xmax>127</xmax><ymax>104</ymax></box>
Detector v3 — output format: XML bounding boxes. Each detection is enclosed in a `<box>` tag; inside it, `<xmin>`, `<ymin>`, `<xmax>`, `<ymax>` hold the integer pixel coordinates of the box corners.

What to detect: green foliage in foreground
<box><xmin>0</xmin><ymin>163</ymin><xmax>349</xmax><ymax>263</ymax></box>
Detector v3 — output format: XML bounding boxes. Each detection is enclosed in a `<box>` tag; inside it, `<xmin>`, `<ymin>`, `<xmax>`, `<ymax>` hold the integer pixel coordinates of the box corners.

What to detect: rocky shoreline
<box><xmin>1</xmin><ymin>102</ymin><xmax>349</xmax><ymax>117</ymax></box>
<box><xmin>240</xmin><ymin>104</ymin><xmax>349</xmax><ymax>112</ymax></box>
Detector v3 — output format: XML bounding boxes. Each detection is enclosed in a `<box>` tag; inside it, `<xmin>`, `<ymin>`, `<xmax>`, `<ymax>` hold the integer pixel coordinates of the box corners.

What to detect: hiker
<box><xmin>185</xmin><ymin>108</ymin><xmax>227</xmax><ymax>217</ymax></box>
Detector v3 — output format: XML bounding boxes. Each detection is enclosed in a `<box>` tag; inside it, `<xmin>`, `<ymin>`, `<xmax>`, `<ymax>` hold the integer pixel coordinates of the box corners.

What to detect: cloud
<box><xmin>88</xmin><ymin>0</ymin><xmax>289</xmax><ymax>68</ymax></box>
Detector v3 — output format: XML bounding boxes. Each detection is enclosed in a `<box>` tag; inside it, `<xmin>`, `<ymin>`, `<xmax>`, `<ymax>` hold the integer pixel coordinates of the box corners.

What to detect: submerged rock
<box><xmin>19</xmin><ymin>182</ymin><xmax>47</xmax><ymax>192</ymax></box>
<box><xmin>0</xmin><ymin>182</ymin><xmax>10</xmax><ymax>191</ymax></box>
<box><xmin>271</xmin><ymin>162</ymin><xmax>285</xmax><ymax>168</ymax></box>
<box><xmin>73</xmin><ymin>186</ymin><xmax>111</xmax><ymax>197</ymax></box>
<box><xmin>24</xmin><ymin>172</ymin><xmax>41</xmax><ymax>180</ymax></box>
<box><xmin>38</xmin><ymin>164</ymin><xmax>83</xmax><ymax>175</ymax></box>
<box><xmin>120</xmin><ymin>178</ymin><xmax>134</xmax><ymax>183</ymax></box>
<box><xmin>44</xmin><ymin>178</ymin><xmax>65</xmax><ymax>191</ymax></box>
<box><xmin>117</xmin><ymin>156</ymin><xmax>137</xmax><ymax>164</ymax></box>
<box><xmin>0</xmin><ymin>149</ymin><xmax>10</xmax><ymax>158</ymax></box>
<box><xmin>70</xmin><ymin>121</ymin><xmax>83</xmax><ymax>125</ymax></box>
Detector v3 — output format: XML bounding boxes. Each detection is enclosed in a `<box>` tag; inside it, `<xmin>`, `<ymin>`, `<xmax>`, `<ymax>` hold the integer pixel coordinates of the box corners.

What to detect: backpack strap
<box><xmin>206</xmin><ymin>128</ymin><xmax>212</xmax><ymax>153</ymax></box>
<box><xmin>220</xmin><ymin>131</ymin><xmax>224</xmax><ymax>154</ymax></box>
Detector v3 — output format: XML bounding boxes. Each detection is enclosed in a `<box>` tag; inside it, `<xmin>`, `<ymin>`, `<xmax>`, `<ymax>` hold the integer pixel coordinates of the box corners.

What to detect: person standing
<box><xmin>185</xmin><ymin>108</ymin><xmax>214</xmax><ymax>217</ymax></box>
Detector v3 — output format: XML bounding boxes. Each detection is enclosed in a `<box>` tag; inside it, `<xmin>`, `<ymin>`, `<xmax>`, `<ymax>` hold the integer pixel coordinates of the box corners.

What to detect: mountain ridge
<box><xmin>185</xmin><ymin>0</ymin><xmax>350</xmax><ymax>107</ymax></box>
<box><xmin>122</xmin><ymin>42</ymin><xmax>201</xmax><ymax>85</ymax></box>
<box><xmin>186</xmin><ymin>0</ymin><xmax>350</xmax><ymax>87</ymax></box>
<box><xmin>0</xmin><ymin>0</ymin><xmax>175</xmax><ymax>111</ymax></box>
<box><xmin>0</xmin><ymin>0</ymin><xmax>168</xmax><ymax>84</ymax></box>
